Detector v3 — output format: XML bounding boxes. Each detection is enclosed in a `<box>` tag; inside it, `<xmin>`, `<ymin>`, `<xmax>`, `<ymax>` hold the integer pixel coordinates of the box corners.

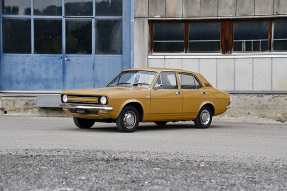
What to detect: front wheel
<box><xmin>194</xmin><ymin>106</ymin><xmax>212</xmax><ymax>129</ymax></box>
<box><xmin>116</xmin><ymin>106</ymin><xmax>139</xmax><ymax>132</ymax></box>
<box><xmin>73</xmin><ymin>117</ymin><xmax>95</xmax><ymax>129</ymax></box>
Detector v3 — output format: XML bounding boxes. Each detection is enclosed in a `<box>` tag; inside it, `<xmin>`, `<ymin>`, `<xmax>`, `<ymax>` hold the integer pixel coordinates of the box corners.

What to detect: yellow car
<box><xmin>60</xmin><ymin>68</ymin><xmax>230</xmax><ymax>132</ymax></box>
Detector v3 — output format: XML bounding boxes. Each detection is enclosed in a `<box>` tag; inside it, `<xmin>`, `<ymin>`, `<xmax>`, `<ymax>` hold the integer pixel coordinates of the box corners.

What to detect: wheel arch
<box><xmin>198</xmin><ymin>102</ymin><xmax>215</xmax><ymax>116</ymax></box>
<box><xmin>118</xmin><ymin>101</ymin><xmax>144</xmax><ymax>122</ymax></box>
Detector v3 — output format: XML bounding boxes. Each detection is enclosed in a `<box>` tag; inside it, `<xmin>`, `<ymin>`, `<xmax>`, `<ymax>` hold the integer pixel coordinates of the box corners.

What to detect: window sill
<box><xmin>148</xmin><ymin>52</ymin><xmax>287</xmax><ymax>59</ymax></box>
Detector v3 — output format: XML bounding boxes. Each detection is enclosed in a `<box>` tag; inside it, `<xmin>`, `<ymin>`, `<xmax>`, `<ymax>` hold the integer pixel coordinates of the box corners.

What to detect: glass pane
<box><xmin>96</xmin><ymin>0</ymin><xmax>122</xmax><ymax>16</ymax></box>
<box><xmin>153</xmin><ymin>23</ymin><xmax>184</xmax><ymax>52</ymax></box>
<box><xmin>65</xmin><ymin>0</ymin><xmax>93</xmax><ymax>16</ymax></box>
<box><xmin>179</xmin><ymin>74</ymin><xmax>201</xmax><ymax>89</ymax></box>
<box><xmin>95</xmin><ymin>19</ymin><xmax>122</xmax><ymax>54</ymax></box>
<box><xmin>233</xmin><ymin>21</ymin><xmax>269</xmax><ymax>51</ymax></box>
<box><xmin>34</xmin><ymin>0</ymin><xmax>62</xmax><ymax>16</ymax></box>
<box><xmin>34</xmin><ymin>19</ymin><xmax>62</xmax><ymax>54</ymax></box>
<box><xmin>2</xmin><ymin>18</ymin><xmax>31</xmax><ymax>53</ymax></box>
<box><xmin>274</xmin><ymin>20</ymin><xmax>287</xmax><ymax>51</ymax></box>
<box><xmin>189</xmin><ymin>22</ymin><xmax>221</xmax><ymax>52</ymax></box>
<box><xmin>160</xmin><ymin>73</ymin><xmax>178</xmax><ymax>89</ymax></box>
<box><xmin>66</xmin><ymin>20</ymin><xmax>92</xmax><ymax>54</ymax></box>
<box><xmin>2</xmin><ymin>0</ymin><xmax>31</xmax><ymax>15</ymax></box>
<box><xmin>108</xmin><ymin>70</ymin><xmax>157</xmax><ymax>88</ymax></box>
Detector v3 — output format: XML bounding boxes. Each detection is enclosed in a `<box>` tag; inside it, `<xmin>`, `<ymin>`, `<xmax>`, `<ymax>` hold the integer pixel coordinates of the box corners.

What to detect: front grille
<box><xmin>70</xmin><ymin>109</ymin><xmax>99</xmax><ymax>115</ymax></box>
<box><xmin>65</xmin><ymin>94</ymin><xmax>101</xmax><ymax>105</ymax></box>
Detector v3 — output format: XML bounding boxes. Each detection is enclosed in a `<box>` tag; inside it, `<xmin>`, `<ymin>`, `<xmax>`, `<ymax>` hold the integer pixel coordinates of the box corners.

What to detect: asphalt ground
<box><xmin>0</xmin><ymin>116</ymin><xmax>286</xmax><ymax>190</ymax></box>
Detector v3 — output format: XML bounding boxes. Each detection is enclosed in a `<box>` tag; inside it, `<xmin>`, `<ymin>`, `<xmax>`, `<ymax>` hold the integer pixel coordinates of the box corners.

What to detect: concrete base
<box><xmin>0</xmin><ymin>94</ymin><xmax>68</xmax><ymax>117</ymax></box>
<box><xmin>1</xmin><ymin>93</ymin><xmax>287</xmax><ymax>124</ymax></box>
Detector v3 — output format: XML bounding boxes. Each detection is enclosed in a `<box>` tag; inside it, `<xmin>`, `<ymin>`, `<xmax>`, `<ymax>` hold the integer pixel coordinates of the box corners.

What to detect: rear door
<box><xmin>179</xmin><ymin>73</ymin><xmax>203</xmax><ymax>118</ymax></box>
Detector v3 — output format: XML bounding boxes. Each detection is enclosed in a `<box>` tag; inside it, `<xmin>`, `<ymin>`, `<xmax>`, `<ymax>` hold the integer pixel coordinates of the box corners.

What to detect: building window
<box><xmin>153</xmin><ymin>23</ymin><xmax>184</xmax><ymax>52</ymax></box>
<box><xmin>34</xmin><ymin>0</ymin><xmax>62</xmax><ymax>16</ymax></box>
<box><xmin>66</xmin><ymin>19</ymin><xmax>92</xmax><ymax>54</ymax></box>
<box><xmin>2</xmin><ymin>0</ymin><xmax>31</xmax><ymax>15</ymax></box>
<box><xmin>2</xmin><ymin>18</ymin><xmax>31</xmax><ymax>53</ymax></box>
<box><xmin>149</xmin><ymin>19</ymin><xmax>287</xmax><ymax>54</ymax></box>
<box><xmin>189</xmin><ymin>22</ymin><xmax>221</xmax><ymax>52</ymax></box>
<box><xmin>95</xmin><ymin>19</ymin><xmax>122</xmax><ymax>54</ymax></box>
<box><xmin>34</xmin><ymin>19</ymin><xmax>62</xmax><ymax>54</ymax></box>
<box><xmin>233</xmin><ymin>21</ymin><xmax>269</xmax><ymax>52</ymax></box>
<box><xmin>95</xmin><ymin>0</ymin><xmax>122</xmax><ymax>16</ymax></box>
<box><xmin>65</xmin><ymin>0</ymin><xmax>93</xmax><ymax>16</ymax></box>
<box><xmin>1</xmin><ymin>0</ymin><xmax>123</xmax><ymax>55</ymax></box>
<box><xmin>273</xmin><ymin>20</ymin><xmax>287</xmax><ymax>51</ymax></box>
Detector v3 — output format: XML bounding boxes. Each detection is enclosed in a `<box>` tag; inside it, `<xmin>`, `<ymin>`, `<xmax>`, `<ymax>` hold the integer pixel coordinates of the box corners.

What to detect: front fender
<box><xmin>117</xmin><ymin>99</ymin><xmax>145</xmax><ymax>119</ymax></box>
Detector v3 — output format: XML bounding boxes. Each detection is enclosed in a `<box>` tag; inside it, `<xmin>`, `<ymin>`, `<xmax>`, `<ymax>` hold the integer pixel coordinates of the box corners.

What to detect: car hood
<box><xmin>62</xmin><ymin>86</ymin><xmax>148</xmax><ymax>95</ymax></box>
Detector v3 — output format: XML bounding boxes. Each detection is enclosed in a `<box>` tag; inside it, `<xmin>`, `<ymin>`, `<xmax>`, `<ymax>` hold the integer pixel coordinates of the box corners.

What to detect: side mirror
<box><xmin>154</xmin><ymin>84</ymin><xmax>162</xmax><ymax>90</ymax></box>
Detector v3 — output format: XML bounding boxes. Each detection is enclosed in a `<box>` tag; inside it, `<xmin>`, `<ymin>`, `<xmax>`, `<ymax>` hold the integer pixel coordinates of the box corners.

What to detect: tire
<box><xmin>154</xmin><ymin>121</ymin><xmax>167</xmax><ymax>126</ymax></box>
<box><xmin>194</xmin><ymin>106</ymin><xmax>212</xmax><ymax>129</ymax></box>
<box><xmin>116</xmin><ymin>106</ymin><xmax>139</xmax><ymax>132</ymax></box>
<box><xmin>73</xmin><ymin>117</ymin><xmax>95</xmax><ymax>129</ymax></box>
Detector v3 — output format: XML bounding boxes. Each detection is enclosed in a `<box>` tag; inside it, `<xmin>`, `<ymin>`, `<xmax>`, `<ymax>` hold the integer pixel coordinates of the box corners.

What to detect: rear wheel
<box><xmin>154</xmin><ymin>121</ymin><xmax>167</xmax><ymax>126</ymax></box>
<box><xmin>194</xmin><ymin>106</ymin><xmax>212</xmax><ymax>129</ymax></box>
<box><xmin>116</xmin><ymin>106</ymin><xmax>139</xmax><ymax>132</ymax></box>
<box><xmin>73</xmin><ymin>117</ymin><xmax>95</xmax><ymax>129</ymax></box>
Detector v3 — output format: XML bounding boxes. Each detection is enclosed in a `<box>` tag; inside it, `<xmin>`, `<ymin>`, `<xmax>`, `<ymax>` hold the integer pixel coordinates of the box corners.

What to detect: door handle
<box><xmin>65</xmin><ymin>58</ymin><xmax>71</xmax><ymax>61</ymax></box>
<box><xmin>201</xmin><ymin>91</ymin><xmax>206</xmax><ymax>95</ymax></box>
<box><xmin>176</xmin><ymin>91</ymin><xmax>181</xmax><ymax>95</ymax></box>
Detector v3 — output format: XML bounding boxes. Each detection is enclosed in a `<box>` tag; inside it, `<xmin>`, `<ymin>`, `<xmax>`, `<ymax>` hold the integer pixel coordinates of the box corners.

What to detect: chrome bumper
<box><xmin>59</xmin><ymin>104</ymin><xmax>113</xmax><ymax>111</ymax></box>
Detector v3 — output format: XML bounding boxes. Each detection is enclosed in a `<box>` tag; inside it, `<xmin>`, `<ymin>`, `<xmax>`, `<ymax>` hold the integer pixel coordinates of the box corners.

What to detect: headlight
<box><xmin>100</xmin><ymin>96</ymin><xmax>107</xmax><ymax>105</ymax></box>
<box><xmin>62</xmin><ymin>95</ymin><xmax>68</xmax><ymax>103</ymax></box>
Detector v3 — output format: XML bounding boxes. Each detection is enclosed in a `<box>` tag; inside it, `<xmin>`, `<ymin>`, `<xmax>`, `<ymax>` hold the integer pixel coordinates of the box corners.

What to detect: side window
<box><xmin>157</xmin><ymin>73</ymin><xmax>178</xmax><ymax>89</ymax></box>
<box><xmin>179</xmin><ymin>74</ymin><xmax>201</xmax><ymax>89</ymax></box>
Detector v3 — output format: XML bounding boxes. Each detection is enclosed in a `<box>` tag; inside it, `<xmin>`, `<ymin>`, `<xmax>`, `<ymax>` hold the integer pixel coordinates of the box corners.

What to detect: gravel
<box><xmin>1</xmin><ymin>149</ymin><xmax>286</xmax><ymax>191</ymax></box>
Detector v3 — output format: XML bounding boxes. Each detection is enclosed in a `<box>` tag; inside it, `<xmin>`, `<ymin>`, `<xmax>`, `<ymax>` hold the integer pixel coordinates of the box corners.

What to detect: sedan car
<box><xmin>60</xmin><ymin>68</ymin><xmax>230</xmax><ymax>132</ymax></box>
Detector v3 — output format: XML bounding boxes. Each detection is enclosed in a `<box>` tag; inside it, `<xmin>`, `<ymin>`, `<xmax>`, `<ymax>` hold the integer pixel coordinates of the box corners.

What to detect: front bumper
<box><xmin>59</xmin><ymin>104</ymin><xmax>113</xmax><ymax>111</ymax></box>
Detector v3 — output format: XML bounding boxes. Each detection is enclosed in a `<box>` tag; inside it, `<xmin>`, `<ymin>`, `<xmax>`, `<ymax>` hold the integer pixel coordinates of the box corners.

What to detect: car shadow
<box><xmin>71</xmin><ymin>122</ymin><xmax>225</xmax><ymax>133</ymax></box>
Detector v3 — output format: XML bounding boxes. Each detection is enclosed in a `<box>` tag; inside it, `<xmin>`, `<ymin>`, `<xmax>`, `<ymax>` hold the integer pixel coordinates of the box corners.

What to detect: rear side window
<box><xmin>179</xmin><ymin>74</ymin><xmax>201</xmax><ymax>89</ymax></box>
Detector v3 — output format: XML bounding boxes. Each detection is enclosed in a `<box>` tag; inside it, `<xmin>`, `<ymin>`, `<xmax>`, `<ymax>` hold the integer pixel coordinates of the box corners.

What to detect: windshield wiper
<box><xmin>116</xmin><ymin>82</ymin><xmax>130</xmax><ymax>86</ymax></box>
<box><xmin>133</xmin><ymin>82</ymin><xmax>150</xmax><ymax>86</ymax></box>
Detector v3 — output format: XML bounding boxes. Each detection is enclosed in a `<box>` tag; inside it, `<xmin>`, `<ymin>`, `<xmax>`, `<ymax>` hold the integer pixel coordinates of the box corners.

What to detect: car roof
<box><xmin>124</xmin><ymin>68</ymin><xmax>212</xmax><ymax>87</ymax></box>
<box><xmin>125</xmin><ymin>67</ymin><xmax>198</xmax><ymax>74</ymax></box>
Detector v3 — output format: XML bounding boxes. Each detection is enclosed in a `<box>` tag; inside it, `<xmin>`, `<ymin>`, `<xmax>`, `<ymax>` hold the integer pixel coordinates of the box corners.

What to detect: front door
<box><xmin>150</xmin><ymin>72</ymin><xmax>183</xmax><ymax>120</ymax></box>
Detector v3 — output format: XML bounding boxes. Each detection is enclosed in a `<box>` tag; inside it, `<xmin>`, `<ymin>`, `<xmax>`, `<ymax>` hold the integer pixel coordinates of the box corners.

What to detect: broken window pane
<box><xmin>95</xmin><ymin>19</ymin><xmax>122</xmax><ymax>54</ymax></box>
<box><xmin>233</xmin><ymin>21</ymin><xmax>269</xmax><ymax>52</ymax></box>
<box><xmin>66</xmin><ymin>19</ymin><xmax>92</xmax><ymax>54</ymax></box>
<box><xmin>34</xmin><ymin>19</ymin><xmax>62</xmax><ymax>54</ymax></box>
<box><xmin>273</xmin><ymin>20</ymin><xmax>287</xmax><ymax>51</ymax></box>
<box><xmin>34</xmin><ymin>0</ymin><xmax>62</xmax><ymax>16</ymax></box>
<box><xmin>189</xmin><ymin>22</ymin><xmax>221</xmax><ymax>52</ymax></box>
<box><xmin>2</xmin><ymin>0</ymin><xmax>31</xmax><ymax>15</ymax></box>
<box><xmin>65</xmin><ymin>0</ymin><xmax>93</xmax><ymax>16</ymax></box>
<box><xmin>153</xmin><ymin>23</ymin><xmax>184</xmax><ymax>52</ymax></box>
<box><xmin>2</xmin><ymin>18</ymin><xmax>31</xmax><ymax>53</ymax></box>
<box><xmin>96</xmin><ymin>0</ymin><xmax>122</xmax><ymax>16</ymax></box>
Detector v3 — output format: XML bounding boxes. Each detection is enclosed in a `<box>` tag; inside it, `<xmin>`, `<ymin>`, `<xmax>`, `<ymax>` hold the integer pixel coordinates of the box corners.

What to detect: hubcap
<box><xmin>200</xmin><ymin>109</ymin><xmax>210</xmax><ymax>125</ymax></box>
<box><xmin>123</xmin><ymin>111</ymin><xmax>136</xmax><ymax>129</ymax></box>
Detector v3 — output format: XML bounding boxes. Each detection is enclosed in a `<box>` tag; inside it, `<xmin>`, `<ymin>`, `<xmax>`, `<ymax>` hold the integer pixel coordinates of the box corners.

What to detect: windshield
<box><xmin>108</xmin><ymin>70</ymin><xmax>157</xmax><ymax>88</ymax></box>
